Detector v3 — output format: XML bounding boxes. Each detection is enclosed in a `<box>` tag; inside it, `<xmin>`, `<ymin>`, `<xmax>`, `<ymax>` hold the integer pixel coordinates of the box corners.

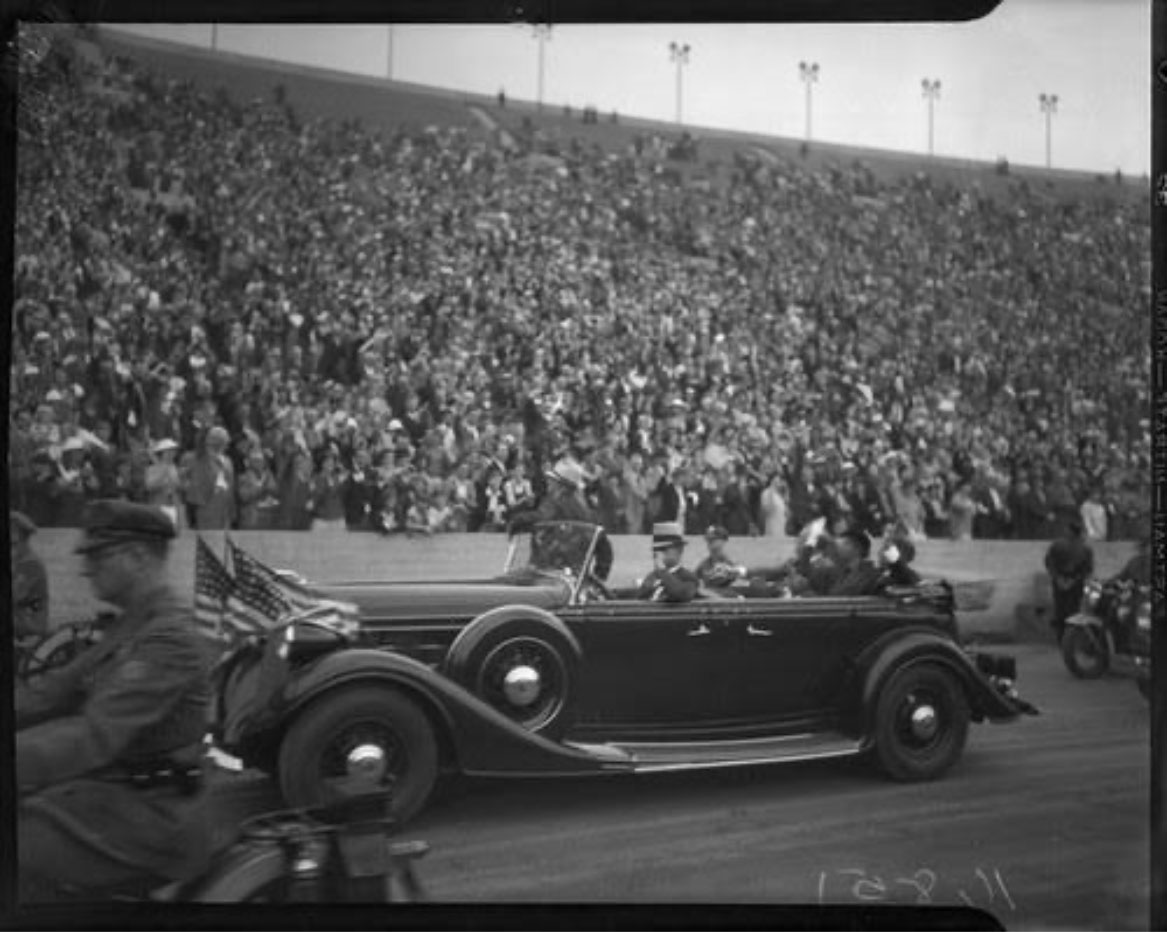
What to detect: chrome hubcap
<box><xmin>909</xmin><ymin>704</ymin><xmax>939</xmax><ymax>741</ymax></box>
<box><xmin>345</xmin><ymin>743</ymin><xmax>388</xmax><ymax>785</ymax></box>
<box><xmin>503</xmin><ymin>665</ymin><xmax>542</xmax><ymax>707</ymax></box>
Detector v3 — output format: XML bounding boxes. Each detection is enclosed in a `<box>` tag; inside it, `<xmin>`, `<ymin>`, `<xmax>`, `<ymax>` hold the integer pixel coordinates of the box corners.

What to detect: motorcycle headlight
<box><xmin>1137</xmin><ymin>603</ymin><xmax>1151</xmax><ymax>631</ymax></box>
<box><xmin>1083</xmin><ymin>584</ymin><xmax>1102</xmax><ymax>611</ymax></box>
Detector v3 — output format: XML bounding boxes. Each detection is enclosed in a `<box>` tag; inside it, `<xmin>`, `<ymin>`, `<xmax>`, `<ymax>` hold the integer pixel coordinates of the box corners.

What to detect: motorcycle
<box><xmin>73</xmin><ymin>792</ymin><xmax>429</xmax><ymax>903</ymax></box>
<box><xmin>1062</xmin><ymin>577</ymin><xmax>1151</xmax><ymax>699</ymax></box>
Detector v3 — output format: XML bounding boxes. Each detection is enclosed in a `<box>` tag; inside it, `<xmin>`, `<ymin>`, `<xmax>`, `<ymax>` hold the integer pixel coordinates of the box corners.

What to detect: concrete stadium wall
<box><xmin>27</xmin><ymin>530</ymin><xmax>1137</xmax><ymax>645</ymax></box>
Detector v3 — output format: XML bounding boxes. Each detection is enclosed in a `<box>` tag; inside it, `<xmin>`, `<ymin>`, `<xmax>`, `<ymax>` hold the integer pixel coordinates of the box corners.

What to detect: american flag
<box><xmin>194</xmin><ymin>536</ymin><xmax>235</xmax><ymax>639</ymax></box>
<box><xmin>227</xmin><ymin>539</ymin><xmax>361</xmax><ymax>635</ymax></box>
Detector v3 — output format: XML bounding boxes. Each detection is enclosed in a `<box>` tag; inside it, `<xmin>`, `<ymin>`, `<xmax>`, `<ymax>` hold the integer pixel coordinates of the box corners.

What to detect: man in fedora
<box><xmin>508</xmin><ymin>457</ymin><xmax>597</xmax><ymax>534</ymax></box>
<box><xmin>12</xmin><ymin>511</ymin><xmax>49</xmax><ymax>640</ymax></box>
<box><xmin>637</xmin><ymin>522</ymin><xmax>699</xmax><ymax>603</ymax></box>
<box><xmin>16</xmin><ymin>500</ymin><xmax>218</xmax><ymax>902</ymax></box>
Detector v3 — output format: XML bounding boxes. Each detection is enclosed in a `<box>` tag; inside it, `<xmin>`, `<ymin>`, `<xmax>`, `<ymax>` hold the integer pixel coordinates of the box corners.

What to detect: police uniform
<box><xmin>12</xmin><ymin>511</ymin><xmax>49</xmax><ymax>640</ymax></box>
<box><xmin>637</xmin><ymin>523</ymin><xmax>699</xmax><ymax>603</ymax></box>
<box><xmin>17</xmin><ymin>501</ymin><xmax>218</xmax><ymax>902</ymax></box>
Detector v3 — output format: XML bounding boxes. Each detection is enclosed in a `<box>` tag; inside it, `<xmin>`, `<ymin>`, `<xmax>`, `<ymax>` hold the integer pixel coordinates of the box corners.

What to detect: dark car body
<box><xmin>214</xmin><ymin>522</ymin><xmax>1035</xmax><ymax>820</ymax></box>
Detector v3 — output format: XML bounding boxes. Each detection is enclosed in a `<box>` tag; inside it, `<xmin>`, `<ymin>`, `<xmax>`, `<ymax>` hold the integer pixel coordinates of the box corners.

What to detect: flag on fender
<box><xmin>194</xmin><ymin>536</ymin><xmax>235</xmax><ymax>640</ymax></box>
<box><xmin>226</xmin><ymin>539</ymin><xmax>361</xmax><ymax>637</ymax></box>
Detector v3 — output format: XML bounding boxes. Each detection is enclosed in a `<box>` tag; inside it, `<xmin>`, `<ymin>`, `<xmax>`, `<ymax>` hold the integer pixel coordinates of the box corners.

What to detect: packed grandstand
<box><xmin>9</xmin><ymin>28</ymin><xmax>1152</xmax><ymax>542</ymax></box>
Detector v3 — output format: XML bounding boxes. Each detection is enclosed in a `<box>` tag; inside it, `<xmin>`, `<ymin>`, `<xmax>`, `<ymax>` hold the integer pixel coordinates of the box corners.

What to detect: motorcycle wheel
<box><xmin>183</xmin><ymin>841</ymin><xmax>429</xmax><ymax>902</ymax></box>
<box><xmin>1061</xmin><ymin>626</ymin><xmax>1110</xmax><ymax>679</ymax></box>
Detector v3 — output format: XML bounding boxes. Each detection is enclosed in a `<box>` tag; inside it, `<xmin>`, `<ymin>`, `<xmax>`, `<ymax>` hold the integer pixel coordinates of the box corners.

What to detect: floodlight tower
<box><xmin>799</xmin><ymin>61</ymin><xmax>820</xmax><ymax>142</ymax></box>
<box><xmin>669</xmin><ymin>41</ymin><xmax>691</xmax><ymax>125</ymax></box>
<box><xmin>533</xmin><ymin>25</ymin><xmax>552</xmax><ymax>111</ymax></box>
<box><xmin>1039</xmin><ymin>92</ymin><xmax>1059</xmax><ymax>169</ymax></box>
<box><xmin>921</xmin><ymin>78</ymin><xmax>941</xmax><ymax>156</ymax></box>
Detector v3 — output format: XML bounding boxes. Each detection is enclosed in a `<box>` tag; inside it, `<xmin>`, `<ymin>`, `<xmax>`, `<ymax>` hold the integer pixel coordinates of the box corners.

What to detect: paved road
<box><xmin>212</xmin><ymin>643</ymin><xmax>1150</xmax><ymax>929</ymax></box>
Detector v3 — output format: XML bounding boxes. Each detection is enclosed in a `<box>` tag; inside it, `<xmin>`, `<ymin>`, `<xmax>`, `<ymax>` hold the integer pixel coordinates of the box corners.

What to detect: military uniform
<box><xmin>637</xmin><ymin>522</ymin><xmax>699</xmax><ymax>603</ymax></box>
<box><xmin>17</xmin><ymin>502</ymin><xmax>218</xmax><ymax>902</ymax></box>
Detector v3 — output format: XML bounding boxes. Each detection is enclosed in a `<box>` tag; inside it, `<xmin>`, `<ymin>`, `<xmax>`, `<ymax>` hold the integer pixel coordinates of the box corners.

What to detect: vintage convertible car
<box><xmin>213</xmin><ymin>522</ymin><xmax>1037</xmax><ymax>823</ymax></box>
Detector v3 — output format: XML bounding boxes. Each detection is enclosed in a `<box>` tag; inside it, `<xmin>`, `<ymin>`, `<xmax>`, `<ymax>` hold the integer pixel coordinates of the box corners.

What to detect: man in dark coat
<box><xmin>694</xmin><ymin>524</ymin><xmax>748</xmax><ymax>589</ymax></box>
<box><xmin>637</xmin><ymin>523</ymin><xmax>699</xmax><ymax>603</ymax></box>
<box><xmin>17</xmin><ymin>501</ymin><xmax>219</xmax><ymax>902</ymax></box>
<box><xmin>1044</xmin><ymin>518</ymin><xmax>1095</xmax><ymax>643</ymax></box>
<box><xmin>507</xmin><ymin>459</ymin><xmax>597</xmax><ymax>534</ymax></box>
<box><xmin>12</xmin><ymin>511</ymin><xmax>49</xmax><ymax>640</ymax></box>
<box><xmin>826</xmin><ymin>527</ymin><xmax>885</xmax><ymax>596</ymax></box>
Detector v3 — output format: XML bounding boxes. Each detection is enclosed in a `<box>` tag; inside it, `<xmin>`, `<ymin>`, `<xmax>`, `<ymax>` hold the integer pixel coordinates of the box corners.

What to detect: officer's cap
<box><xmin>839</xmin><ymin>526</ymin><xmax>872</xmax><ymax>557</ymax></box>
<box><xmin>74</xmin><ymin>500</ymin><xmax>177</xmax><ymax>555</ymax></box>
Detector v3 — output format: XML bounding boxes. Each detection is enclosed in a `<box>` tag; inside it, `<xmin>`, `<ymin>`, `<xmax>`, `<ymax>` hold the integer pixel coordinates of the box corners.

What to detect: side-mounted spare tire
<box><xmin>443</xmin><ymin>607</ymin><xmax>580</xmax><ymax>742</ymax></box>
<box><xmin>871</xmin><ymin>662</ymin><xmax>971</xmax><ymax>782</ymax></box>
<box><xmin>277</xmin><ymin>685</ymin><xmax>439</xmax><ymax>824</ymax></box>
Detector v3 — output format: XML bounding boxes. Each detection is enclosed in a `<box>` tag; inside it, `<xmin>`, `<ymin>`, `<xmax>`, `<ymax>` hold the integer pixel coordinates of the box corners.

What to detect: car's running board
<box><xmin>564</xmin><ymin>732</ymin><xmax>863</xmax><ymax>773</ymax></box>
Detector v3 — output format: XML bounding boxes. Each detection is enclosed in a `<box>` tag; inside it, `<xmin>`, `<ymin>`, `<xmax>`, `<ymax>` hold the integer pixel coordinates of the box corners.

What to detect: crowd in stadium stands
<box><xmin>9</xmin><ymin>35</ymin><xmax>1152</xmax><ymax>543</ymax></box>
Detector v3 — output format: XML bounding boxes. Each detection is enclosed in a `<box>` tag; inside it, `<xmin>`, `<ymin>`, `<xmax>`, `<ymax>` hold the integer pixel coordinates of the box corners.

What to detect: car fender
<box><xmin>444</xmin><ymin>604</ymin><xmax>583</xmax><ymax>674</ymax></box>
<box><xmin>277</xmin><ymin>647</ymin><xmax>621</xmax><ymax>778</ymax></box>
<box><xmin>852</xmin><ymin>628</ymin><xmax>1022</xmax><ymax>734</ymax></box>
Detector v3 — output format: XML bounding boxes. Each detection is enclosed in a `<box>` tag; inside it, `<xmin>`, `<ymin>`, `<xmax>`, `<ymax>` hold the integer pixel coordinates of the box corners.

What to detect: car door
<box><xmin>568</xmin><ymin>599</ymin><xmax>735</xmax><ymax>730</ymax></box>
<box><xmin>715</xmin><ymin>597</ymin><xmax>850</xmax><ymax>724</ymax></box>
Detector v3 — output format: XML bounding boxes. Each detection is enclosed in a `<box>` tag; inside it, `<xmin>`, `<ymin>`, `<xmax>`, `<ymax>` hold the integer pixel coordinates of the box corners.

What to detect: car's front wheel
<box><xmin>872</xmin><ymin>663</ymin><xmax>970</xmax><ymax>782</ymax></box>
<box><xmin>278</xmin><ymin>686</ymin><xmax>439</xmax><ymax>824</ymax></box>
<box><xmin>1062</xmin><ymin>626</ymin><xmax>1110</xmax><ymax>679</ymax></box>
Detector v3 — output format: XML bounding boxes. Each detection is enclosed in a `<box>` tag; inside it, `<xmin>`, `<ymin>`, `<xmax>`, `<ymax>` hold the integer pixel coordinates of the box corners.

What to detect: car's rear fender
<box><xmin>275</xmin><ymin>648</ymin><xmax>618</xmax><ymax>778</ymax></box>
<box><xmin>850</xmin><ymin>628</ymin><xmax>1023</xmax><ymax>734</ymax></box>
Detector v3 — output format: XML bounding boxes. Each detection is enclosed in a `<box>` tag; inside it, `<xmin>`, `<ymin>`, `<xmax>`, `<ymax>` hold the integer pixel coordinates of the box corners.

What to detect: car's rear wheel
<box><xmin>872</xmin><ymin>663</ymin><xmax>970</xmax><ymax>782</ymax></box>
<box><xmin>445</xmin><ymin>615</ymin><xmax>578</xmax><ymax>741</ymax></box>
<box><xmin>1062</xmin><ymin>626</ymin><xmax>1110</xmax><ymax>679</ymax></box>
<box><xmin>278</xmin><ymin>686</ymin><xmax>439</xmax><ymax>824</ymax></box>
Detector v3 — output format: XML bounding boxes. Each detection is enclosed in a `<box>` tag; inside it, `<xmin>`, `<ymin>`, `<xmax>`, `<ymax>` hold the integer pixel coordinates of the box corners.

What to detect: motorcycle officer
<box><xmin>1044</xmin><ymin>518</ymin><xmax>1095</xmax><ymax>644</ymax></box>
<box><xmin>12</xmin><ymin>510</ymin><xmax>49</xmax><ymax>641</ymax></box>
<box><xmin>17</xmin><ymin>500</ymin><xmax>219</xmax><ymax>902</ymax></box>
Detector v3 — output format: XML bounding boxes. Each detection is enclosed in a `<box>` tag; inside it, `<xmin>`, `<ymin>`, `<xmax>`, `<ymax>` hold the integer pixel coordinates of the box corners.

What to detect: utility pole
<box><xmin>387</xmin><ymin>25</ymin><xmax>395</xmax><ymax>79</ymax></box>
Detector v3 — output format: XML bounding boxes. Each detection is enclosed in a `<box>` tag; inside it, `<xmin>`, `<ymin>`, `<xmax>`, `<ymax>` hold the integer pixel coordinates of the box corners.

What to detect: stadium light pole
<box><xmin>532</xmin><ymin>25</ymin><xmax>552</xmax><ymax>111</ymax></box>
<box><xmin>669</xmin><ymin>41</ymin><xmax>691</xmax><ymax>125</ymax></box>
<box><xmin>799</xmin><ymin>61</ymin><xmax>819</xmax><ymax>142</ymax></box>
<box><xmin>210</xmin><ymin>23</ymin><xmax>219</xmax><ymax>51</ymax></box>
<box><xmin>386</xmin><ymin>25</ymin><xmax>395</xmax><ymax>79</ymax></box>
<box><xmin>1039</xmin><ymin>92</ymin><xmax>1058</xmax><ymax>169</ymax></box>
<box><xmin>921</xmin><ymin>78</ymin><xmax>941</xmax><ymax>157</ymax></box>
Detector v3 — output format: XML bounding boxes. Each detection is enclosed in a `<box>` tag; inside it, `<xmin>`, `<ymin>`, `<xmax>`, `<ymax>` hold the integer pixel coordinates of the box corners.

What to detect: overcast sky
<box><xmin>108</xmin><ymin>0</ymin><xmax>1150</xmax><ymax>175</ymax></box>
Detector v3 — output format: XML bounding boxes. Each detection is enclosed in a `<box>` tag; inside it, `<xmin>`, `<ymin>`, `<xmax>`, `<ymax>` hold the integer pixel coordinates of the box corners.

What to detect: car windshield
<box><xmin>509</xmin><ymin>521</ymin><xmax>600</xmax><ymax>580</ymax></box>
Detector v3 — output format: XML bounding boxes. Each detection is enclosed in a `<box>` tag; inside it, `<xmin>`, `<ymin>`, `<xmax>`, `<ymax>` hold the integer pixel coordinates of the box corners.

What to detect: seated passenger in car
<box><xmin>637</xmin><ymin>523</ymin><xmax>699</xmax><ymax>603</ymax></box>
<box><xmin>878</xmin><ymin>536</ymin><xmax>922</xmax><ymax>589</ymax></box>
<box><xmin>825</xmin><ymin>527</ymin><xmax>885</xmax><ymax>597</ymax></box>
<box><xmin>695</xmin><ymin>525</ymin><xmax>748</xmax><ymax>589</ymax></box>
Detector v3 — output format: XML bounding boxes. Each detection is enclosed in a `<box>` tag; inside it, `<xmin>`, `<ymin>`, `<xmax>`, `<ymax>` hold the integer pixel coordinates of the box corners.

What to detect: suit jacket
<box><xmin>636</xmin><ymin>565</ymin><xmax>700</xmax><ymax>603</ymax></box>
<box><xmin>17</xmin><ymin>584</ymin><xmax>218</xmax><ymax>882</ymax></box>
<box><xmin>827</xmin><ymin>560</ymin><xmax>885</xmax><ymax>597</ymax></box>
